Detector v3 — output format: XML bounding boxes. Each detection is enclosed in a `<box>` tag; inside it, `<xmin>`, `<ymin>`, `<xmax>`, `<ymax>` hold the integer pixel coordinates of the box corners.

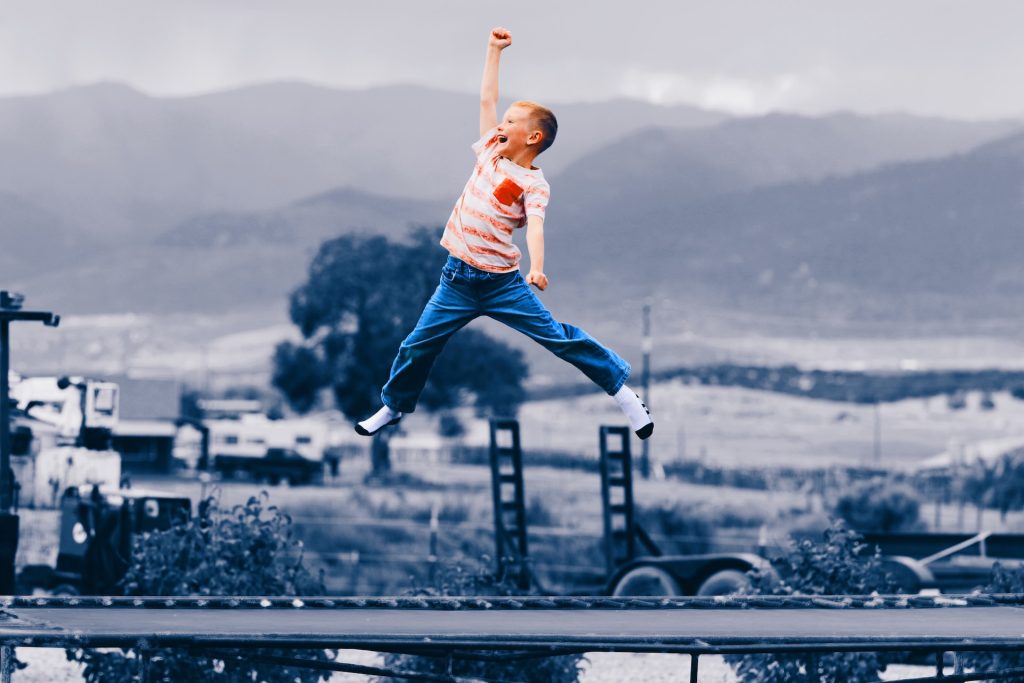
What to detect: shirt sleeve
<box><xmin>472</xmin><ymin>127</ymin><xmax>501</xmax><ymax>160</ymax></box>
<box><xmin>524</xmin><ymin>179</ymin><xmax>550</xmax><ymax>219</ymax></box>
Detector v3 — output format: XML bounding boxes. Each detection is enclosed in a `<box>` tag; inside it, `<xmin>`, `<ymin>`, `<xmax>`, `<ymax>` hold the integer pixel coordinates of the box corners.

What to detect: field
<box><xmin>416</xmin><ymin>382</ymin><xmax>1024</xmax><ymax>470</ymax></box>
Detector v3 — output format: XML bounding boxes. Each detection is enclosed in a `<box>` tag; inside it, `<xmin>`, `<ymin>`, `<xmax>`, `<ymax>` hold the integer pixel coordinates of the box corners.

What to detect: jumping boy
<box><xmin>356</xmin><ymin>27</ymin><xmax>654</xmax><ymax>440</ymax></box>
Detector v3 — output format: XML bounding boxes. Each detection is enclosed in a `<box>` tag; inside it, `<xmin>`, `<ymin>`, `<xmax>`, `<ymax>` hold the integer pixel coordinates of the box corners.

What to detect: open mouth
<box><xmin>497</xmin><ymin>135</ymin><xmax>508</xmax><ymax>143</ymax></box>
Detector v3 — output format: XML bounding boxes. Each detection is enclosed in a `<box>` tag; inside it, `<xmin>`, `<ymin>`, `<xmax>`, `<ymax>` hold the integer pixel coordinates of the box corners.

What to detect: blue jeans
<box><xmin>381</xmin><ymin>255</ymin><xmax>631</xmax><ymax>413</ymax></box>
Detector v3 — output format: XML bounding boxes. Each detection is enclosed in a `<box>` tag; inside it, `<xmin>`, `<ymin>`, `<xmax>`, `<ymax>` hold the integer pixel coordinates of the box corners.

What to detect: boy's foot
<box><xmin>614</xmin><ymin>385</ymin><xmax>654</xmax><ymax>440</ymax></box>
<box><xmin>355</xmin><ymin>406</ymin><xmax>403</xmax><ymax>436</ymax></box>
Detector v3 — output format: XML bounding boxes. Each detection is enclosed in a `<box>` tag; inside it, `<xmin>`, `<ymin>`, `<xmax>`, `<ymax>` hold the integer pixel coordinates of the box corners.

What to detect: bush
<box><xmin>831</xmin><ymin>480</ymin><xmax>923</xmax><ymax>533</ymax></box>
<box><xmin>67</xmin><ymin>493</ymin><xmax>332</xmax><ymax>682</ymax></box>
<box><xmin>635</xmin><ymin>502</ymin><xmax>714</xmax><ymax>554</ymax></box>
<box><xmin>383</xmin><ymin>561</ymin><xmax>586</xmax><ymax>682</ymax></box>
<box><xmin>961</xmin><ymin>564</ymin><xmax>1024</xmax><ymax>680</ymax></box>
<box><xmin>726</xmin><ymin>521</ymin><xmax>897</xmax><ymax>683</ymax></box>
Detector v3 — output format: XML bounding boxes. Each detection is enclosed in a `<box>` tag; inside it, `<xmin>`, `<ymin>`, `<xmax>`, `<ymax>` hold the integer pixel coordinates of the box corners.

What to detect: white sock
<box><xmin>614</xmin><ymin>384</ymin><xmax>653</xmax><ymax>435</ymax></box>
<box><xmin>358</xmin><ymin>405</ymin><xmax>402</xmax><ymax>433</ymax></box>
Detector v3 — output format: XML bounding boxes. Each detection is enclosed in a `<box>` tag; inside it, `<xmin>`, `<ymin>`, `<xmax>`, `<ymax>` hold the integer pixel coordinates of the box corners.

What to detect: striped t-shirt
<box><xmin>439</xmin><ymin>127</ymin><xmax>550</xmax><ymax>273</ymax></box>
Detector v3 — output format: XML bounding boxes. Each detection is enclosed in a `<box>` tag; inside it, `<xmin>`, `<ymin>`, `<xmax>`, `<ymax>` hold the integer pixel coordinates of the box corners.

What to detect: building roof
<box><xmin>104</xmin><ymin>375</ymin><xmax>181</xmax><ymax>421</ymax></box>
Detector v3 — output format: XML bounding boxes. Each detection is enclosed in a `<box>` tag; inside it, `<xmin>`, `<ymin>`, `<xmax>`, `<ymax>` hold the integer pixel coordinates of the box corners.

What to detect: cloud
<box><xmin>615</xmin><ymin>67</ymin><xmax>833</xmax><ymax>115</ymax></box>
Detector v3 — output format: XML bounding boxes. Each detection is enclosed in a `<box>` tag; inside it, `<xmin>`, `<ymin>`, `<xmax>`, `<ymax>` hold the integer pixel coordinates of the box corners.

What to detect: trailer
<box><xmin>862</xmin><ymin>531</ymin><xmax>1024</xmax><ymax>593</ymax></box>
<box><xmin>487</xmin><ymin>419</ymin><xmax>770</xmax><ymax>596</ymax></box>
<box><xmin>486</xmin><ymin>420</ymin><xmax>940</xmax><ymax>596</ymax></box>
<box><xmin>204</xmin><ymin>414</ymin><xmax>331</xmax><ymax>485</ymax></box>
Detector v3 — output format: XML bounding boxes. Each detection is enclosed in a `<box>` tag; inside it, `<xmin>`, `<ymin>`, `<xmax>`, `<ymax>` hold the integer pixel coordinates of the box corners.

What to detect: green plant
<box><xmin>636</xmin><ymin>502</ymin><xmax>714</xmax><ymax>554</ymax></box>
<box><xmin>67</xmin><ymin>493</ymin><xmax>332</xmax><ymax>682</ymax></box>
<box><xmin>831</xmin><ymin>480</ymin><xmax>923</xmax><ymax>533</ymax></box>
<box><xmin>726</xmin><ymin>521</ymin><xmax>897</xmax><ymax>683</ymax></box>
<box><xmin>961</xmin><ymin>563</ymin><xmax>1024</xmax><ymax>680</ymax></box>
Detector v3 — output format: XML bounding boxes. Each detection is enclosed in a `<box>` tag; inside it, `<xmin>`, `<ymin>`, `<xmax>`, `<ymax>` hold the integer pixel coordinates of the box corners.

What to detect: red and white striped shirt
<box><xmin>440</xmin><ymin>127</ymin><xmax>550</xmax><ymax>273</ymax></box>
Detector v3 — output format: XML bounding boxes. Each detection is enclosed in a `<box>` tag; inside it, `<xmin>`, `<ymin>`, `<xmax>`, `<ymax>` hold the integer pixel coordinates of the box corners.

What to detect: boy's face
<box><xmin>495</xmin><ymin>105</ymin><xmax>541</xmax><ymax>157</ymax></box>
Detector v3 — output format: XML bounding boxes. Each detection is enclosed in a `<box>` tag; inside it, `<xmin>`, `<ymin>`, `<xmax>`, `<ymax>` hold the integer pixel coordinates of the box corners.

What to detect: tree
<box><xmin>831</xmin><ymin>480</ymin><xmax>924</xmax><ymax>533</ymax></box>
<box><xmin>273</xmin><ymin>227</ymin><xmax>529</xmax><ymax>476</ymax></box>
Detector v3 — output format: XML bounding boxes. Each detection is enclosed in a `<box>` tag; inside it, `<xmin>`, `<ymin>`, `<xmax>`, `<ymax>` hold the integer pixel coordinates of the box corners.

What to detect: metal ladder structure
<box><xmin>599</xmin><ymin>425</ymin><xmax>660</xmax><ymax>576</ymax></box>
<box><xmin>488</xmin><ymin>418</ymin><xmax>530</xmax><ymax>589</ymax></box>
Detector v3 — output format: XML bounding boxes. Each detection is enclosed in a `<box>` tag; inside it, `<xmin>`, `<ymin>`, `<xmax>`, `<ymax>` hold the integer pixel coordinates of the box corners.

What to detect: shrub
<box><xmin>726</xmin><ymin>521</ymin><xmax>897</xmax><ymax>683</ymax></box>
<box><xmin>635</xmin><ymin>502</ymin><xmax>713</xmax><ymax>554</ymax></box>
<box><xmin>961</xmin><ymin>563</ymin><xmax>1024</xmax><ymax>679</ymax></box>
<box><xmin>67</xmin><ymin>493</ymin><xmax>332</xmax><ymax>682</ymax></box>
<box><xmin>383</xmin><ymin>561</ymin><xmax>586</xmax><ymax>682</ymax></box>
<box><xmin>831</xmin><ymin>480</ymin><xmax>924</xmax><ymax>533</ymax></box>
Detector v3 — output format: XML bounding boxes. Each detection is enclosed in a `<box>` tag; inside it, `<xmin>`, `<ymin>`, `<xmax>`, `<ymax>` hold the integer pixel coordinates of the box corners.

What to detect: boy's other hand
<box><xmin>489</xmin><ymin>27</ymin><xmax>512</xmax><ymax>50</ymax></box>
<box><xmin>526</xmin><ymin>271</ymin><xmax>548</xmax><ymax>291</ymax></box>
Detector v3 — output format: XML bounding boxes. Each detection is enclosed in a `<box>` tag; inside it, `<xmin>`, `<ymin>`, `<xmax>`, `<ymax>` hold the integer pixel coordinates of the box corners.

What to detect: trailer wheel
<box><xmin>52</xmin><ymin>583</ymin><xmax>80</xmax><ymax>597</ymax></box>
<box><xmin>696</xmin><ymin>569</ymin><xmax>749</xmax><ymax>596</ymax></box>
<box><xmin>611</xmin><ymin>566</ymin><xmax>681</xmax><ymax>597</ymax></box>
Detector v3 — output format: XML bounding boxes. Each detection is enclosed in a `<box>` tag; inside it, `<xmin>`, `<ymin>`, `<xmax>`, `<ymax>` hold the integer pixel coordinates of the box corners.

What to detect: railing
<box><xmin>3</xmin><ymin>594</ymin><xmax>1024</xmax><ymax>682</ymax></box>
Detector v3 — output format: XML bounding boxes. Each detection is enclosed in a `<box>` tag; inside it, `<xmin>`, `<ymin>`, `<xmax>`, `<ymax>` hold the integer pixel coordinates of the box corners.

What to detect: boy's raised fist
<box><xmin>489</xmin><ymin>27</ymin><xmax>512</xmax><ymax>49</ymax></box>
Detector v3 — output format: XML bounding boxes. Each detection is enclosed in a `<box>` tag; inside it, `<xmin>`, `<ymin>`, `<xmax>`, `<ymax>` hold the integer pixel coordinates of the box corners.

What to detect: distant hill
<box><xmin>18</xmin><ymin>186</ymin><xmax>448</xmax><ymax>314</ymax></box>
<box><xmin>546</xmin><ymin>127</ymin><xmax>1024</xmax><ymax>322</ymax></box>
<box><xmin>0</xmin><ymin>82</ymin><xmax>725</xmax><ymax>243</ymax></box>
<box><xmin>0</xmin><ymin>191</ymin><xmax>88</xmax><ymax>281</ymax></box>
<box><xmin>155</xmin><ymin>187</ymin><xmax>450</xmax><ymax>247</ymax></box>
<box><xmin>552</xmin><ymin>112</ymin><xmax>1021</xmax><ymax>211</ymax></box>
<box><xmin>5</xmin><ymin>82</ymin><xmax>1023</xmax><ymax>338</ymax></box>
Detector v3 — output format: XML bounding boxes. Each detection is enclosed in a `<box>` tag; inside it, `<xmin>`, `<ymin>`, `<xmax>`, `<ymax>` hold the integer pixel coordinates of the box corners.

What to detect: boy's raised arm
<box><xmin>480</xmin><ymin>27</ymin><xmax>511</xmax><ymax>137</ymax></box>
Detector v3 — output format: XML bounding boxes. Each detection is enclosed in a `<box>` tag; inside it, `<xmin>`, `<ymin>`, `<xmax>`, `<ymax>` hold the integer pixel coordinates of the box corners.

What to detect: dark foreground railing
<box><xmin>3</xmin><ymin>594</ymin><xmax>1024</xmax><ymax>682</ymax></box>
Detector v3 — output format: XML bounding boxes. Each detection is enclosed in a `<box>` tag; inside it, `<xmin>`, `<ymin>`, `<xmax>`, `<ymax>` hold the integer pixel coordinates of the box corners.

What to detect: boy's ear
<box><xmin>527</xmin><ymin>129</ymin><xmax>543</xmax><ymax>147</ymax></box>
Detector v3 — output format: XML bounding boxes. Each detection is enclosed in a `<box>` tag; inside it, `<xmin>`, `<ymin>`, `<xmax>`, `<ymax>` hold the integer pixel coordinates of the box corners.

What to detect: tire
<box><xmin>52</xmin><ymin>583</ymin><xmax>81</xmax><ymax>597</ymax></box>
<box><xmin>611</xmin><ymin>566</ymin><xmax>682</xmax><ymax>597</ymax></box>
<box><xmin>696</xmin><ymin>569</ymin><xmax>749</xmax><ymax>597</ymax></box>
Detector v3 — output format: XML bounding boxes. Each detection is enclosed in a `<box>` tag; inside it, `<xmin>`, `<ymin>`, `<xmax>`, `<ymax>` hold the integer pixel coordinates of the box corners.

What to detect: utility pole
<box><xmin>0</xmin><ymin>291</ymin><xmax>59</xmax><ymax>594</ymax></box>
<box><xmin>640</xmin><ymin>300</ymin><xmax>652</xmax><ymax>479</ymax></box>
<box><xmin>873</xmin><ymin>401</ymin><xmax>881</xmax><ymax>464</ymax></box>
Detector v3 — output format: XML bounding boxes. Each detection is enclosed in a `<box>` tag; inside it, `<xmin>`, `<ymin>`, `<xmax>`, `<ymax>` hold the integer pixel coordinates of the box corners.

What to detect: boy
<box><xmin>356</xmin><ymin>27</ymin><xmax>653</xmax><ymax>440</ymax></box>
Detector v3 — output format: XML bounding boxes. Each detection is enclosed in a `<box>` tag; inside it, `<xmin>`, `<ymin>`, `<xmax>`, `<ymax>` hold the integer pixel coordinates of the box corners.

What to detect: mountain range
<box><xmin>3</xmin><ymin>81</ymin><xmax>1023</xmax><ymax>354</ymax></box>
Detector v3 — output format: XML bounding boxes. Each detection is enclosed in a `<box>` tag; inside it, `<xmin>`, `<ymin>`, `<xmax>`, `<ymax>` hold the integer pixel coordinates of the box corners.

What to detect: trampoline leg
<box><xmin>953</xmin><ymin>651</ymin><xmax>965</xmax><ymax>675</ymax></box>
<box><xmin>1</xmin><ymin>646</ymin><xmax>13</xmax><ymax>683</ymax></box>
<box><xmin>935</xmin><ymin>651</ymin><xmax>944</xmax><ymax>678</ymax></box>
<box><xmin>690</xmin><ymin>653</ymin><xmax>699</xmax><ymax>682</ymax></box>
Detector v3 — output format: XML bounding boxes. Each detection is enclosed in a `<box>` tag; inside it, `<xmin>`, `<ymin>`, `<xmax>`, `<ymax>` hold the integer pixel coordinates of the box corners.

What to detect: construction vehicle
<box><xmin>18</xmin><ymin>485</ymin><xmax>191</xmax><ymax>595</ymax></box>
<box><xmin>9</xmin><ymin>375</ymin><xmax>122</xmax><ymax>507</ymax></box>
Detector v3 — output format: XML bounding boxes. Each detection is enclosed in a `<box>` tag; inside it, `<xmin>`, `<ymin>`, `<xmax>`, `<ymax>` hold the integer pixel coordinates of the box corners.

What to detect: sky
<box><xmin>1</xmin><ymin>0</ymin><xmax>1022</xmax><ymax>120</ymax></box>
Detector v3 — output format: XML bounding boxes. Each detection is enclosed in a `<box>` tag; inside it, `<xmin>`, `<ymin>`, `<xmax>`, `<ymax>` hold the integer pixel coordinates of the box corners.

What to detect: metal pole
<box><xmin>0</xmin><ymin>645</ymin><xmax>13</xmax><ymax>683</ymax></box>
<box><xmin>0</xmin><ymin>320</ymin><xmax>10</xmax><ymax>513</ymax></box>
<box><xmin>0</xmin><ymin>292</ymin><xmax>59</xmax><ymax>596</ymax></box>
<box><xmin>640</xmin><ymin>301</ymin><xmax>651</xmax><ymax>479</ymax></box>
<box><xmin>873</xmin><ymin>401</ymin><xmax>882</xmax><ymax>464</ymax></box>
